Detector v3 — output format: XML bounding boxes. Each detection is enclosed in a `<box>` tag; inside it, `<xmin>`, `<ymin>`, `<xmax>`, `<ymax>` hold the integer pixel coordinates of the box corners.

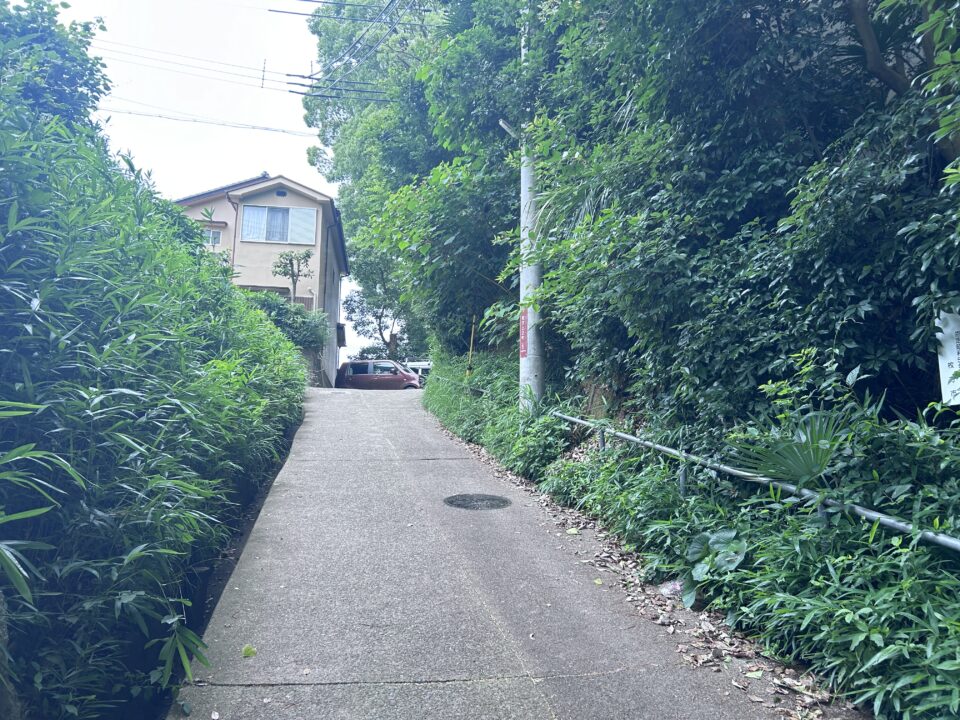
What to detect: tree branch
<box><xmin>848</xmin><ymin>0</ymin><xmax>912</xmax><ymax>95</ymax></box>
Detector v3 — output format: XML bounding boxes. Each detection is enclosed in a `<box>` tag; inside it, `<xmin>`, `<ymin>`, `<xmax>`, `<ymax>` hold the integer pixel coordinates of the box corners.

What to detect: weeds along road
<box><xmin>172</xmin><ymin>389</ymin><xmax>809</xmax><ymax>719</ymax></box>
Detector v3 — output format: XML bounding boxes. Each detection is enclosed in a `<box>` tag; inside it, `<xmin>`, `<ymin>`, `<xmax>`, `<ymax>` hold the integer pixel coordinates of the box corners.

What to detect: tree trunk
<box><xmin>0</xmin><ymin>591</ymin><xmax>23</xmax><ymax>720</ymax></box>
<box><xmin>848</xmin><ymin>0</ymin><xmax>958</xmax><ymax>164</ymax></box>
<box><xmin>848</xmin><ymin>0</ymin><xmax>912</xmax><ymax>95</ymax></box>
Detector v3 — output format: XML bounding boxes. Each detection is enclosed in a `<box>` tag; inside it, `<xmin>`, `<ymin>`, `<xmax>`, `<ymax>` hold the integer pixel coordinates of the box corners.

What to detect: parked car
<box><xmin>335</xmin><ymin>359</ymin><xmax>421</xmax><ymax>390</ymax></box>
<box><xmin>405</xmin><ymin>360</ymin><xmax>432</xmax><ymax>385</ymax></box>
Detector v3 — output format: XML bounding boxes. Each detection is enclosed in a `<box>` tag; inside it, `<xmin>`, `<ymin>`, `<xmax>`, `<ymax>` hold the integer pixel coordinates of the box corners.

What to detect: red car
<box><xmin>335</xmin><ymin>360</ymin><xmax>421</xmax><ymax>390</ymax></box>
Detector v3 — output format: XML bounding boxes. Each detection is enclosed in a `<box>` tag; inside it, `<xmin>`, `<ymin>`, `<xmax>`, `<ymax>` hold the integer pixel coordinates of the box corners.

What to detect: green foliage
<box><xmin>270</xmin><ymin>249</ymin><xmax>313</xmax><ymax>303</ymax></box>
<box><xmin>423</xmin><ymin>352</ymin><xmax>569</xmax><ymax>478</ymax></box>
<box><xmin>0</xmin><ymin>0</ymin><xmax>109</xmax><ymax>122</ymax></box>
<box><xmin>246</xmin><ymin>291</ymin><xmax>329</xmax><ymax>351</ymax></box>
<box><xmin>883</xmin><ymin>0</ymin><xmax>960</xmax><ymax>182</ymax></box>
<box><xmin>728</xmin><ymin>410</ymin><xmax>848</xmax><ymax>489</ymax></box>
<box><xmin>319</xmin><ymin>3</ymin><xmax>960</xmax><ymax>717</ymax></box>
<box><xmin>422</xmin><ymin>352</ymin><xmax>516</xmax><ymax>443</ymax></box>
<box><xmin>480</xmin><ymin>403</ymin><xmax>569</xmax><ymax>481</ymax></box>
<box><xmin>341</xmin><ymin>247</ymin><xmax>428</xmax><ymax>360</ymax></box>
<box><xmin>539</xmin><ymin>445</ymin><xmax>960</xmax><ymax>720</ymax></box>
<box><xmin>0</xmin><ymin>4</ymin><xmax>306</xmax><ymax>716</ymax></box>
<box><xmin>365</xmin><ymin>158</ymin><xmax>516</xmax><ymax>352</ymax></box>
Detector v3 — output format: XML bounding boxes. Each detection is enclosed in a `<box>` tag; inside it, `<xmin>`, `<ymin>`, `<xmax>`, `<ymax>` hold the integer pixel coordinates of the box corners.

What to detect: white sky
<box><xmin>59</xmin><ymin>0</ymin><xmax>365</xmax><ymax>358</ymax></box>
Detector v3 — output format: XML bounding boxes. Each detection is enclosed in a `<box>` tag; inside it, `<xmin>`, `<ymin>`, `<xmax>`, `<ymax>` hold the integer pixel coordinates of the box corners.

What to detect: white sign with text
<box><xmin>937</xmin><ymin>312</ymin><xmax>960</xmax><ymax>405</ymax></box>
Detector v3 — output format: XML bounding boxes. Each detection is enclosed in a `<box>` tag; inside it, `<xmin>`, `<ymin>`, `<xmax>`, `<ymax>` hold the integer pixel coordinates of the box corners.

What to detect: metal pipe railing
<box><xmin>551</xmin><ymin>412</ymin><xmax>960</xmax><ymax>554</ymax></box>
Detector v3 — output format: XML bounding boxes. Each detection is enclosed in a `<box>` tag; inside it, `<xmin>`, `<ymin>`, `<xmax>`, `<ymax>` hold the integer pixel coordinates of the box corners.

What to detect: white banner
<box><xmin>936</xmin><ymin>312</ymin><xmax>960</xmax><ymax>405</ymax></box>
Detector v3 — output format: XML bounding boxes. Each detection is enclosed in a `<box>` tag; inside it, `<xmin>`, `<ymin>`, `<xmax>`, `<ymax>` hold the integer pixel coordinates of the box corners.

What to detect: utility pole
<box><xmin>518</xmin><ymin>17</ymin><xmax>544</xmax><ymax>411</ymax></box>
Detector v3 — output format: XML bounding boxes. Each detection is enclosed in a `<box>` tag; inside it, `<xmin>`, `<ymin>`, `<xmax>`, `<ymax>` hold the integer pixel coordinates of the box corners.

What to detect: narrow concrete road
<box><xmin>172</xmin><ymin>389</ymin><xmax>773</xmax><ymax>720</ymax></box>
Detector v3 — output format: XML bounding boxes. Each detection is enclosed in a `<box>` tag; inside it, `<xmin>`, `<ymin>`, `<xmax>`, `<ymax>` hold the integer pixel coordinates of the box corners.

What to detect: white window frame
<box><xmin>202</xmin><ymin>228</ymin><xmax>222</xmax><ymax>246</ymax></box>
<box><xmin>240</xmin><ymin>204</ymin><xmax>317</xmax><ymax>245</ymax></box>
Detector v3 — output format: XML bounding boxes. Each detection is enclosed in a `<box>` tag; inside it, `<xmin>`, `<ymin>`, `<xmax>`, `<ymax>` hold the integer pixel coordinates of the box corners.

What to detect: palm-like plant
<box><xmin>728</xmin><ymin>409</ymin><xmax>848</xmax><ymax>489</ymax></box>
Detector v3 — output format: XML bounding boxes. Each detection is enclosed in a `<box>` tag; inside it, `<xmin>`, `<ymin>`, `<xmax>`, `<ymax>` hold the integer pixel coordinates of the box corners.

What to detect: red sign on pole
<box><xmin>519</xmin><ymin>308</ymin><xmax>528</xmax><ymax>359</ymax></box>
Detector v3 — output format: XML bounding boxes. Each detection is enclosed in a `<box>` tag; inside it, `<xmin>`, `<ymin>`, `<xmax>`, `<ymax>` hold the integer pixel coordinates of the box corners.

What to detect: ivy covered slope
<box><xmin>0</xmin><ymin>2</ymin><xmax>306</xmax><ymax>718</ymax></box>
<box><xmin>309</xmin><ymin>0</ymin><xmax>960</xmax><ymax>718</ymax></box>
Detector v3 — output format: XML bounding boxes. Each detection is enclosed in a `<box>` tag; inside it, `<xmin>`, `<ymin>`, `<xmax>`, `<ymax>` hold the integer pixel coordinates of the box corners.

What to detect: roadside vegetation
<box><xmin>0</xmin><ymin>2</ymin><xmax>307</xmax><ymax>717</ymax></box>
<box><xmin>318</xmin><ymin>1</ymin><xmax>960</xmax><ymax>717</ymax></box>
<box><xmin>425</xmin><ymin>353</ymin><xmax>960</xmax><ymax>719</ymax></box>
<box><xmin>246</xmin><ymin>289</ymin><xmax>330</xmax><ymax>352</ymax></box>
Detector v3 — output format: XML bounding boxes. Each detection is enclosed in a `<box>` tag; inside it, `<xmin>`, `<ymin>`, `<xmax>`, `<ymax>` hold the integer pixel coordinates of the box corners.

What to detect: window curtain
<box><xmin>241</xmin><ymin>205</ymin><xmax>267</xmax><ymax>241</ymax></box>
<box><xmin>266</xmin><ymin>207</ymin><xmax>290</xmax><ymax>243</ymax></box>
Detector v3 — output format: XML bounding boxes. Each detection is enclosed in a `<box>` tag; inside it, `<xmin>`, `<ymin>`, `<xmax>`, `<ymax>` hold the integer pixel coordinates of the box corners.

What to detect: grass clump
<box><xmin>422</xmin><ymin>352</ymin><xmax>570</xmax><ymax>480</ymax></box>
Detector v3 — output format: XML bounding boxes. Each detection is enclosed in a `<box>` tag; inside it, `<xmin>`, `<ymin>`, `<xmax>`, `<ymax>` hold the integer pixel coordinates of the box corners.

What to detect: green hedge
<box><xmin>0</xmin><ymin>10</ymin><xmax>307</xmax><ymax>716</ymax></box>
<box><xmin>246</xmin><ymin>290</ymin><xmax>329</xmax><ymax>351</ymax></box>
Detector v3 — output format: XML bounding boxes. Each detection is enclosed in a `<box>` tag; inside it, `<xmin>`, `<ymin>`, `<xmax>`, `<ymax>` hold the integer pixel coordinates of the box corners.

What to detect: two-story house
<box><xmin>177</xmin><ymin>173</ymin><xmax>349</xmax><ymax>387</ymax></box>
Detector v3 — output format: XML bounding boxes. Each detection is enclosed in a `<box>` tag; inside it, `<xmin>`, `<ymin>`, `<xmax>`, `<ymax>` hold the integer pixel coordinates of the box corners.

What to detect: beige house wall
<box><xmin>183</xmin><ymin>195</ymin><xmax>237</xmax><ymax>265</ymax></box>
<box><xmin>178</xmin><ymin>177</ymin><xmax>347</xmax><ymax>387</ymax></box>
<box><xmin>230</xmin><ymin>188</ymin><xmax>324</xmax><ymax>299</ymax></box>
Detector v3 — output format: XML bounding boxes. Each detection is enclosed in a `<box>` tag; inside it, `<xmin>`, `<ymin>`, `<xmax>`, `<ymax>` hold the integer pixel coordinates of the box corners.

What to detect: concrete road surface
<box><xmin>170</xmin><ymin>389</ymin><xmax>778</xmax><ymax>720</ymax></box>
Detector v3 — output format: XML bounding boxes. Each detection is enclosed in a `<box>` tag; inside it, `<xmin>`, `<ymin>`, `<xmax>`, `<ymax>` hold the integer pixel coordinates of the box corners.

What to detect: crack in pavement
<box><xmin>191</xmin><ymin>666</ymin><xmax>631</xmax><ymax>690</ymax></box>
<box><xmin>280</xmin><ymin>457</ymin><xmax>474</xmax><ymax>463</ymax></box>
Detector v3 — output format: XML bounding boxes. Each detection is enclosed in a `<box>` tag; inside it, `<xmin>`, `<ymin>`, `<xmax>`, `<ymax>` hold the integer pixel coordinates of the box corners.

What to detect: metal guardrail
<box><xmin>551</xmin><ymin>412</ymin><xmax>960</xmax><ymax>554</ymax></box>
<box><xmin>427</xmin><ymin>371</ymin><xmax>960</xmax><ymax>553</ymax></box>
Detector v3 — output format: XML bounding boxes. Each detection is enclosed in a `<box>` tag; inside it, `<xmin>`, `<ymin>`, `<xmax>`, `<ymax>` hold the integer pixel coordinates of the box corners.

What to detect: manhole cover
<box><xmin>443</xmin><ymin>493</ymin><xmax>511</xmax><ymax>510</ymax></box>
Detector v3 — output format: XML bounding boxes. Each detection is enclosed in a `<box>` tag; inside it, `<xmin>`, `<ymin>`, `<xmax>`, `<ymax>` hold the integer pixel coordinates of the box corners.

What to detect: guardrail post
<box><xmin>597</xmin><ymin>429</ymin><xmax>606</xmax><ymax>451</ymax></box>
<box><xmin>679</xmin><ymin>464</ymin><xmax>687</xmax><ymax>497</ymax></box>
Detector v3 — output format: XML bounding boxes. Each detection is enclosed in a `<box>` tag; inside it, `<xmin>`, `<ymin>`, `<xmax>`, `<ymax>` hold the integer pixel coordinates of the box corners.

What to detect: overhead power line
<box><xmin>290</xmin><ymin>90</ymin><xmax>397</xmax><ymax>103</ymax></box>
<box><xmin>93</xmin><ymin>47</ymin><xmax>290</xmax><ymax>86</ymax></box>
<box><xmin>93</xmin><ymin>53</ymin><xmax>293</xmax><ymax>93</ymax></box>
<box><xmin>300</xmin><ymin>0</ymin><xmax>400</xmax><ymax>79</ymax></box>
<box><xmin>92</xmin><ymin>37</ymin><xmax>292</xmax><ymax>78</ymax></box>
<box><xmin>99</xmin><ymin>107</ymin><xmax>318</xmax><ymax>136</ymax></box>
<box><xmin>287</xmin><ymin>80</ymin><xmax>388</xmax><ymax>93</ymax></box>
<box><xmin>269</xmin><ymin>8</ymin><xmax>433</xmax><ymax>27</ymax></box>
<box><xmin>286</xmin><ymin>77</ymin><xmax>380</xmax><ymax>85</ymax></box>
<box><xmin>315</xmin><ymin>0</ymin><xmax>418</xmax><ymax>92</ymax></box>
<box><xmin>93</xmin><ymin>39</ymin><xmax>384</xmax><ymax>102</ymax></box>
<box><xmin>295</xmin><ymin>0</ymin><xmax>388</xmax><ymax>7</ymax></box>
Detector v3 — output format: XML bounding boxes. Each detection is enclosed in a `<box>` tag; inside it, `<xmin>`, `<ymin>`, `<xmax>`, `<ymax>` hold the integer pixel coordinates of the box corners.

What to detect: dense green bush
<box><xmin>246</xmin><ymin>290</ymin><xmax>330</xmax><ymax>351</ymax></box>
<box><xmin>0</xmin><ymin>3</ymin><xmax>307</xmax><ymax>716</ymax></box>
<box><xmin>423</xmin><ymin>352</ymin><xmax>569</xmax><ymax>478</ymax></box>
<box><xmin>540</xmin><ymin>447</ymin><xmax>960</xmax><ymax>720</ymax></box>
<box><xmin>535</xmin><ymin>353</ymin><xmax>960</xmax><ymax>719</ymax></box>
